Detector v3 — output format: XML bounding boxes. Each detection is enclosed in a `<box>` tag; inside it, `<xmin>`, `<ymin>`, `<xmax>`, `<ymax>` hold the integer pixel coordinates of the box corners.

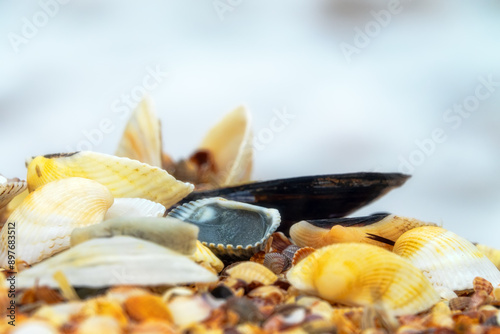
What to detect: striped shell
<box><xmin>0</xmin><ymin>175</ymin><xmax>27</xmax><ymax>210</ymax></box>
<box><xmin>0</xmin><ymin>177</ymin><xmax>113</xmax><ymax>268</ymax></box>
<box><xmin>26</xmin><ymin>151</ymin><xmax>193</xmax><ymax>208</ymax></box>
<box><xmin>290</xmin><ymin>214</ymin><xmax>435</xmax><ymax>250</ymax></box>
<box><xmin>226</xmin><ymin>261</ymin><xmax>278</xmax><ymax>285</ymax></box>
<box><xmin>393</xmin><ymin>226</ymin><xmax>500</xmax><ymax>296</ymax></box>
<box><xmin>104</xmin><ymin>198</ymin><xmax>166</xmax><ymax>220</ymax></box>
<box><xmin>168</xmin><ymin>197</ymin><xmax>280</xmax><ymax>259</ymax></box>
<box><xmin>287</xmin><ymin>243</ymin><xmax>440</xmax><ymax>316</ymax></box>
<box><xmin>115</xmin><ymin>97</ymin><xmax>163</xmax><ymax>168</ymax></box>
<box><xmin>190</xmin><ymin>240</ymin><xmax>224</xmax><ymax>273</ymax></box>
<box><xmin>17</xmin><ymin>236</ymin><xmax>218</xmax><ymax>289</ymax></box>
<box><xmin>476</xmin><ymin>244</ymin><xmax>500</xmax><ymax>270</ymax></box>
<box><xmin>70</xmin><ymin>217</ymin><xmax>199</xmax><ymax>255</ymax></box>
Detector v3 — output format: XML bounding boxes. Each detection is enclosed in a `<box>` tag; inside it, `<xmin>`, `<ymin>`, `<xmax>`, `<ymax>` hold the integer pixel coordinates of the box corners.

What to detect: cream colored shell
<box><xmin>393</xmin><ymin>226</ymin><xmax>500</xmax><ymax>295</ymax></box>
<box><xmin>287</xmin><ymin>243</ymin><xmax>440</xmax><ymax>316</ymax></box>
<box><xmin>0</xmin><ymin>175</ymin><xmax>27</xmax><ymax>210</ymax></box>
<box><xmin>0</xmin><ymin>177</ymin><xmax>113</xmax><ymax>268</ymax></box>
<box><xmin>104</xmin><ymin>198</ymin><xmax>166</xmax><ymax>220</ymax></box>
<box><xmin>26</xmin><ymin>151</ymin><xmax>193</xmax><ymax>208</ymax></box>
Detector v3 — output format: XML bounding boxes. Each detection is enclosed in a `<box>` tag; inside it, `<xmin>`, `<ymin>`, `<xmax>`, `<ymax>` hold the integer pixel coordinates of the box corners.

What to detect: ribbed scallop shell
<box><xmin>190</xmin><ymin>240</ymin><xmax>224</xmax><ymax>273</ymax></box>
<box><xmin>70</xmin><ymin>217</ymin><xmax>199</xmax><ymax>255</ymax></box>
<box><xmin>0</xmin><ymin>175</ymin><xmax>27</xmax><ymax>210</ymax></box>
<box><xmin>104</xmin><ymin>198</ymin><xmax>166</xmax><ymax>220</ymax></box>
<box><xmin>26</xmin><ymin>151</ymin><xmax>194</xmax><ymax>208</ymax></box>
<box><xmin>168</xmin><ymin>197</ymin><xmax>280</xmax><ymax>259</ymax></box>
<box><xmin>287</xmin><ymin>243</ymin><xmax>440</xmax><ymax>316</ymax></box>
<box><xmin>0</xmin><ymin>177</ymin><xmax>113</xmax><ymax>268</ymax></box>
<box><xmin>225</xmin><ymin>261</ymin><xmax>278</xmax><ymax>285</ymax></box>
<box><xmin>197</xmin><ymin>106</ymin><xmax>253</xmax><ymax>187</ymax></box>
<box><xmin>393</xmin><ymin>226</ymin><xmax>500</xmax><ymax>295</ymax></box>
<box><xmin>476</xmin><ymin>244</ymin><xmax>500</xmax><ymax>270</ymax></box>
<box><xmin>115</xmin><ymin>97</ymin><xmax>163</xmax><ymax>168</ymax></box>
<box><xmin>17</xmin><ymin>236</ymin><xmax>218</xmax><ymax>289</ymax></box>
<box><xmin>263</xmin><ymin>252</ymin><xmax>290</xmax><ymax>274</ymax></box>
<box><xmin>290</xmin><ymin>214</ymin><xmax>435</xmax><ymax>250</ymax></box>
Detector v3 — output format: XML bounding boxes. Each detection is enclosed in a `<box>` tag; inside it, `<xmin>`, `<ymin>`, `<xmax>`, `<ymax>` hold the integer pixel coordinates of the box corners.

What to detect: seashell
<box><xmin>263</xmin><ymin>253</ymin><xmax>290</xmax><ymax>274</ymax></box>
<box><xmin>292</xmin><ymin>247</ymin><xmax>315</xmax><ymax>266</ymax></box>
<box><xmin>225</xmin><ymin>261</ymin><xmax>278</xmax><ymax>285</ymax></box>
<box><xmin>476</xmin><ymin>244</ymin><xmax>500</xmax><ymax>270</ymax></box>
<box><xmin>115</xmin><ymin>97</ymin><xmax>163</xmax><ymax>168</ymax></box>
<box><xmin>70</xmin><ymin>216</ymin><xmax>199</xmax><ymax>255</ymax></box>
<box><xmin>180</xmin><ymin>173</ymin><xmax>410</xmax><ymax>234</ymax></box>
<box><xmin>197</xmin><ymin>106</ymin><xmax>253</xmax><ymax>187</ymax></box>
<box><xmin>282</xmin><ymin>244</ymin><xmax>300</xmax><ymax>261</ymax></box>
<box><xmin>249</xmin><ymin>251</ymin><xmax>266</xmax><ymax>265</ymax></box>
<box><xmin>26</xmin><ymin>151</ymin><xmax>194</xmax><ymax>208</ymax></box>
<box><xmin>168</xmin><ymin>197</ymin><xmax>280</xmax><ymax>259</ymax></box>
<box><xmin>473</xmin><ymin>276</ymin><xmax>494</xmax><ymax>295</ymax></box>
<box><xmin>189</xmin><ymin>240</ymin><xmax>224</xmax><ymax>273</ymax></box>
<box><xmin>270</xmin><ymin>232</ymin><xmax>292</xmax><ymax>253</ymax></box>
<box><xmin>290</xmin><ymin>213</ymin><xmax>435</xmax><ymax>250</ymax></box>
<box><xmin>0</xmin><ymin>175</ymin><xmax>27</xmax><ymax>210</ymax></box>
<box><xmin>449</xmin><ymin>297</ymin><xmax>471</xmax><ymax>311</ymax></box>
<box><xmin>0</xmin><ymin>177</ymin><xmax>113</xmax><ymax>268</ymax></box>
<box><xmin>76</xmin><ymin>316</ymin><xmax>122</xmax><ymax>334</ymax></box>
<box><xmin>287</xmin><ymin>243</ymin><xmax>440</xmax><ymax>316</ymax></box>
<box><xmin>429</xmin><ymin>301</ymin><xmax>453</xmax><ymax>329</ymax></box>
<box><xmin>247</xmin><ymin>285</ymin><xmax>286</xmax><ymax>305</ymax></box>
<box><xmin>78</xmin><ymin>297</ymin><xmax>128</xmax><ymax>327</ymax></box>
<box><xmin>128</xmin><ymin>320</ymin><xmax>177</xmax><ymax>334</ymax></box>
<box><xmin>124</xmin><ymin>294</ymin><xmax>173</xmax><ymax>322</ymax></box>
<box><xmin>9</xmin><ymin>321</ymin><xmax>59</xmax><ymax>334</ymax></box>
<box><xmin>17</xmin><ymin>236</ymin><xmax>218</xmax><ymax>289</ymax></box>
<box><xmin>33</xmin><ymin>302</ymin><xmax>85</xmax><ymax>328</ymax></box>
<box><xmin>393</xmin><ymin>226</ymin><xmax>500</xmax><ymax>295</ymax></box>
<box><xmin>166</xmin><ymin>294</ymin><xmax>214</xmax><ymax>327</ymax></box>
<box><xmin>104</xmin><ymin>198</ymin><xmax>166</xmax><ymax>220</ymax></box>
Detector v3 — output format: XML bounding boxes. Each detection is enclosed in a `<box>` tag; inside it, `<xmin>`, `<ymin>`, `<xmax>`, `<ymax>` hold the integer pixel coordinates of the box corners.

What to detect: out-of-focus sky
<box><xmin>1</xmin><ymin>0</ymin><xmax>499</xmax><ymax>246</ymax></box>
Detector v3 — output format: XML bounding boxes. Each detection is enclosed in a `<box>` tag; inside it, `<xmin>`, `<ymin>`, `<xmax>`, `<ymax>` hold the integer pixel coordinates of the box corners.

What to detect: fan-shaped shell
<box><xmin>476</xmin><ymin>244</ymin><xmax>500</xmax><ymax>270</ymax></box>
<box><xmin>168</xmin><ymin>197</ymin><xmax>280</xmax><ymax>259</ymax></box>
<box><xmin>290</xmin><ymin>214</ymin><xmax>435</xmax><ymax>250</ymax></box>
<box><xmin>393</xmin><ymin>226</ymin><xmax>500</xmax><ymax>295</ymax></box>
<box><xmin>17</xmin><ymin>236</ymin><xmax>218</xmax><ymax>289</ymax></box>
<box><xmin>197</xmin><ymin>106</ymin><xmax>253</xmax><ymax>187</ymax></box>
<box><xmin>0</xmin><ymin>177</ymin><xmax>113</xmax><ymax>268</ymax></box>
<box><xmin>287</xmin><ymin>243</ymin><xmax>440</xmax><ymax>316</ymax></box>
<box><xmin>70</xmin><ymin>217</ymin><xmax>199</xmax><ymax>255</ymax></box>
<box><xmin>26</xmin><ymin>151</ymin><xmax>193</xmax><ymax>208</ymax></box>
<box><xmin>0</xmin><ymin>175</ymin><xmax>27</xmax><ymax>210</ymax></box>
<box><xmin>115</xmin><ymin>97</ymin><xmax>163</xmax><ymax>168</ymax></box>
<box><xmin>104</xmin><ymin>198</ymin><xmax>166</xmax><ymax>220</ymax></box>
<box><xmin>225</xmin><ymin>261</ymin><xmax>278</xmax><ymax>285</ymax></box>
<box><xmin>263</xmin><ymin>252</ymin><xmax>290</xmax><ymax>274</ymax></box>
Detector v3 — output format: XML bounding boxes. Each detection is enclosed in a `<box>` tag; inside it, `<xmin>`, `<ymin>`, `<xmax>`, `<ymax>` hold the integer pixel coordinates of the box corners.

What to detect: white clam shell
<box><xmin>393</xmin><ymin>226</ymin><xmax>500</xmax><ymax>296</ymax></box>
<box><xmin>104</xmin><ymin>198</ymin><xmax>166</xmax><ymax>220</ymax></box>
<box><xmin>17</xmin><ymin>236</ymin><xmax>218</xmax><ymax>289</ymax></box>
<box><xmin>0</xmin><ymin>177</ymin><xmax>113</xmax><ymax>268</ymax></box>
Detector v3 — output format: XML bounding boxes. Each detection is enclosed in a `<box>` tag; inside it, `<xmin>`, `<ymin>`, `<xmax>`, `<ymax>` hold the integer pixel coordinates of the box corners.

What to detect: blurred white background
<box><xmin>1</xmin><ymin>0</ymin><xmax>499</xmax><ymax>245</ymax></box>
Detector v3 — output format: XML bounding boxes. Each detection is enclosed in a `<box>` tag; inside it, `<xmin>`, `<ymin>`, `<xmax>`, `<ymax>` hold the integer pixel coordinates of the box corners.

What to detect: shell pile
<box><xmin>1</xmin><ymin>99</ymin><xmax>499</xmax><ymax>333</ymax></box>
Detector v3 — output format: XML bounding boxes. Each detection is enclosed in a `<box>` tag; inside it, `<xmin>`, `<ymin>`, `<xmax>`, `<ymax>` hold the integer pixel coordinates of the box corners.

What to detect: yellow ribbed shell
<box><xmin>393</xmin><ymin>226</ymin><xmax>500</xmax><ymax>293</ymax></box>
<box><xmin>287</xmin><ymin>243</ymin><xmax>440</xmax><ymax>316</ymax></box>
<box><xmin>290</xmin><ymin>215</ymin><xmax>435</xmax><ymax>250</ymax></box>
<box><xmin>190</xmin><ymin>241</ymin><xmax>224</xmax><ymax>273</ymax></box>
<box><xmin>476</xmin><ymin>244</ymin><xmax>500</xmax><ymax>270</ymax></box>
<box><xmin>26</xmin><ymin>151</ymin><xmax>193</xmax><ymax>208</ymax></box>
<box><xmin>226</xmin><ymin>261</ymin><xmax>277</xmax><ymax>285</ymax></box>
<box><xmin>0</xmin><ymin>177</ymin><xmax>113</xmax><ymax>268</ymax></box>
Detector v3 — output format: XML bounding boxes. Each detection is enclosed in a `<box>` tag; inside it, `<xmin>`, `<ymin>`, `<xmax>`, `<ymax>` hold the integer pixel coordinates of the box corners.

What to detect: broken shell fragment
<box><xmin>168</xmin><ymin>197</ymin><xmax>280</xmax><ymax>259</ymax></box>
<box><xmin>290</xmin><ymin>213</ymin><xmax>435</xmax><ymax>250</ymax></box>
<box><xmin>0</xmin><ymin>177</ymin><xmax>113</xmax><ymax>268</ymax></box>
<box><xmin>104</xmin><ymin>198</ymin><xmax>166</xmax><ymax>220</ymax></box>
<box><xmin>393</xmin><ymin>226</ymin><xmax>500</xmax><ymax>295</ymax></box>
<box><xmin>190</xmin><ymin>241</ymin><xmax>224</xmax><ymax>273</ymax></box>
<box><xmin>17</xmin><ymin>236</ymin><xmax>218</xmax><ymax>289</ymax></box>
<box><xmin>26</xmin><ymin>151</ymin><xmax>194</xmax><ymax>208</ymax></box>
<box><xmin>180</xmin><ymin>173</ymin><xmax>410</xmax><ymax>234</ymax></box>
<box><xmin>70</xmin><ymin>216</ymin><xmax>199</xmax><ymax>255</ymax></box>
<box><xmin>287</xmin><ymin>243</ymin><xmax>440</xmax><ymax>316</ymax></box>
<box><xmin>0</xmin><ymin>174</ymin><xmax>27</xmax><ymax>210</ymax></box>
<box><xmin>115</xmin><ymin>97</ymin><xmax>163</xmax><ymax>168</ymax></box>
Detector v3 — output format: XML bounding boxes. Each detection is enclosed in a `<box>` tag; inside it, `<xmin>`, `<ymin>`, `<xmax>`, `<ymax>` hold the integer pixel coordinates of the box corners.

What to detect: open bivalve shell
<box><xmin>0</xmin><ymin>177</ymin><xmax>113</xmax><ymax>268</ymax></box>
<box><xmin>17</xmin><ymin>236</ymin><xmax>218</xmax><ymax>289</ymax></box>
<box><xmin>0</xmin><ymin>174</ymin><xmax>27</xmax><ymax>210</ymax></box>
<box><xmin>287</xmin><ymin>243</ymin><xmax>441</xmax><ymax>316</ymax></box>
<box><xmin>393</xmin><ymin>226</ymin><xmax>500</xmax><ymax>297</ymax></box>
<box><xmin>26</xmin><ymin>151</ymin><xmax>194</xmax><ymax>208</ymax></box>
<box><xmin>168</xmin><ymin>197</ymin><xmax>280</xmax><ymax>260</ymax></box>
